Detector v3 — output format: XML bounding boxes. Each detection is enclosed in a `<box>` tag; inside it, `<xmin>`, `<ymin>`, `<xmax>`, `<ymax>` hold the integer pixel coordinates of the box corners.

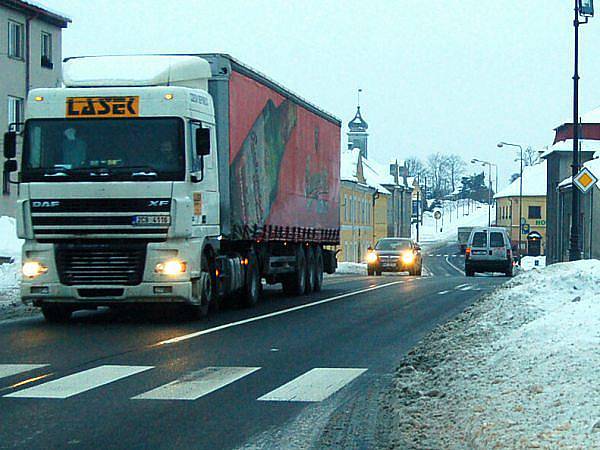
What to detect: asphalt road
<box><xmin>0</xmin><ymin>241</ymin><xmax>505</xmax><ymax>449</ymax></box>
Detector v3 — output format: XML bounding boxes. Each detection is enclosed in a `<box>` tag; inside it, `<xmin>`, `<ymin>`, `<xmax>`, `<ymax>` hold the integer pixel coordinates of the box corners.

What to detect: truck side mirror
<box><xmin>4</xmin><ymin>131</ymin><xmax>16</xmax><ymax>159</ymax></box>
<box><xmin>4</xmin><ymin>159</ymin><xmax>17</xmax><ymax>173</ymax></box>
<box><xmin>195</xmin><ymin>128</ymin><xmax>210</xmax><ymax>156</ymax></box>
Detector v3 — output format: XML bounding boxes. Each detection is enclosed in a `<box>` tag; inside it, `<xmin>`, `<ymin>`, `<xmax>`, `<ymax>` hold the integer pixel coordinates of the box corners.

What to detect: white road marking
<box><xmin>455</xmin><ymin>283</ymin><xmax>469</xmax><ymax>290</ymax></box>
<box><xmin>155</xmin><ymin>281</ymin><xmax>404</xmax><ymax>346</ymax></box>
<box><xmin>5</xmin><ymin>365</ymin><xmax>153</xmax><ymax>399</ymax></box>
<box><xmin>445</xmin><ymin>256</ymin><xmax>465</xmax><ymax>275</ymax></box>
<box><xmin>459</xmin><ymin>285</ymin><xmax>473</xmax><ymax>291</ymax></box>
<box><xmin>438</xmin><ymin>290</ymin><xmax>450</xmax><ymax>295</ymax></box>
<box><xmin>436</xmin><ymin>254</ymin><xmax>442</xmax><ymax>257</ymax></box>
<box><xmin>258</xmin><ymin>368</ymin><xmax>367</xmax><ymax>402</ymax></box>
<box><xmin>133</xmin><ymin>367</ymin><xmax>260</xmax><ymax>401</ymax></box>
<box><xmin>0</xmin><ymin>364</ymin><xmax>48</xmax><ymax>380</ymax></box>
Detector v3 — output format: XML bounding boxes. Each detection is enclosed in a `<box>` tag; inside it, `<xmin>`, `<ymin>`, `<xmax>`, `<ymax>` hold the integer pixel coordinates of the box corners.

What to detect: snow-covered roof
<box><xmin>494</xmin><ymin>161</ymin><xmax>547</xmax><ymax>199</ymax></box>
<box><xmin>558</xmin><ymin>157</ymin><xmax>600</xmax><ymax>189</ymax></box>
<box><xmin>340</xmin><ymin>148</ymin><xmax>392</xmax><ymax>195</ymax></box>
<box><xmin>540</xmin><ymin>139</ymin><xmax>600</xmax><ymax>159</ymax></box>
<box><xmin>63</xmin><ymin>55</ymin><xmax>211</xmax><ymax>89</ymax></box>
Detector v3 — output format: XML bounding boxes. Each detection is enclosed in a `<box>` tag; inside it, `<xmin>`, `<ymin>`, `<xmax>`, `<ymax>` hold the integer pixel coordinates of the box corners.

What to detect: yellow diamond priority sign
<box><xmin>574</xmin><ymin>167</ymin><xmax>598</xmax><ymax>193</ymax></box>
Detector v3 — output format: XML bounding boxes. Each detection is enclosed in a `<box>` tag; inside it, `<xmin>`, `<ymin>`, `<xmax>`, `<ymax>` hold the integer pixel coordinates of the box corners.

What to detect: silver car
<box><xmin>465</xmin><ymin>227</ymin><xmax>514</xmax><ymax>277</ymax></box>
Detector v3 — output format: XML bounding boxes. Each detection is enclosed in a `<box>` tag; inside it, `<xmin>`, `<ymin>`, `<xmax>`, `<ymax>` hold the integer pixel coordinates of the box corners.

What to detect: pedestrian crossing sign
<box><xmin>573</xmin><ymin>167</ymin><xmax>598</xmax><ymax>193</ymax></box>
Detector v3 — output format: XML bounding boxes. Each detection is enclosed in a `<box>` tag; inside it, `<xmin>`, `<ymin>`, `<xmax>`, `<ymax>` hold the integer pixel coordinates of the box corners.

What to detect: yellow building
<box><xmin>494</xmin><ymin>161</ymin><xmax>547</xmax><ymax>256</ymax></box>
<box><xmin>339</xmin><ymin>149</ymin><xmax>391</xmax><ymax>262</ymax></box>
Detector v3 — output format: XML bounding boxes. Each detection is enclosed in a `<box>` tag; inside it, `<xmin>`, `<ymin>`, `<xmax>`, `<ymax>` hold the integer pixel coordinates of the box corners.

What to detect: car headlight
<box><xmin>155</xmin><ymin>259</ymin><xmax>187</xmax><ymax>275</ymax></box>
<box><xmin>366</xmin><ymin>252</ymin><xmax>378</xmax><ymax>264</ymax></box>
<box><xmin>401</xmin><ymin>252</ymin><xmax>415</xmax><ymax>264</ymax></box>
<box><xmin>22</xmin><ymin>261</ymin><xmax>48</xmax><ymax>279</ymax></box>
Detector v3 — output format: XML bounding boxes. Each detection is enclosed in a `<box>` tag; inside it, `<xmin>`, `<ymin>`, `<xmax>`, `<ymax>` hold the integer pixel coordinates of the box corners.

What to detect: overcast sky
<box><xmin>42</xmin><ymin>0</ymin><xmax>600</xmax><ymax>188</ymax></box>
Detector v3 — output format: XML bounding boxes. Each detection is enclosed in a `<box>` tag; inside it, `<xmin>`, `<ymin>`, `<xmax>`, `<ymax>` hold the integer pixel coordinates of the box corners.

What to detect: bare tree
<box><xmin>445</xmin><ymin>154</ymin><xmax>466</xmax><ymax>193</ymax></box>
<box><xmin>426</xmin><ymin>152</ymin><xmax>449</xmax><ymax>198</ymax></box>
<box><xmin>523</xmin><ymin>146</ymin><xmax>540</xmax><ymax>166</ymax></box>
<box><xmin>405</xmin><ymin>156</ymin><xmax>426</xmax><ymax>178</ymax></box>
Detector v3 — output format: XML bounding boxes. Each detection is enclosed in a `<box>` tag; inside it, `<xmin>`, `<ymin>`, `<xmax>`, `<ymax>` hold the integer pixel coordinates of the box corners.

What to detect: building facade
<box><xmin>495</xmin><ymin>161</ymin><xmax>547</xmax><ymax>256</ymax></box>
<box><xmin>0</xmin><ymin>0</ymin><xmax>70</xmax><ymax>217</ymax></box>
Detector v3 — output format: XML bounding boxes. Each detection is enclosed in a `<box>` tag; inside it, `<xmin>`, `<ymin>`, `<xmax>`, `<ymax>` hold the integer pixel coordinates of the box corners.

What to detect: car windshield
<box><xmin>21</xmin><ymin>118</ymin><xmax>185</xmax><ymax>182</ymax></box>
<box><xmin>375</xmin><ymin>239</ymin><xmax>412</xmax><ymax>251</ymax></box>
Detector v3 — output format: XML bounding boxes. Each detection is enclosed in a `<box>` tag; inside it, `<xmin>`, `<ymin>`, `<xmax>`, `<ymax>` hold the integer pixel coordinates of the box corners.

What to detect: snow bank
<box><xmin>0</xmin><ymin>217</ymin><xmax>26</xmax><ymax>318</ymax></box>
<box><xmin>413</xmin><ymin>199</ymin><xmax>493</xmax><ymax>244</ymax></box>
<box><xmin>519</xmin><ymin>255</ymin><xmax>546</xmax><ymax>271</ymax></box>
<box><xmin>333</xmin><ymin>262</ymin><xmax>367</xmax><ymax>275</ymax></box>
<box><xmin>386</xmin><ymin>259</ymin><xmax>600</xmax><ymax>448</ymax></box>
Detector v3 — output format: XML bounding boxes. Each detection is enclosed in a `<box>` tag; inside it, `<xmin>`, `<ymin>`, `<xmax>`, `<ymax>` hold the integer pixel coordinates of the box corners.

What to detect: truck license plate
<box><xmin>132</xmin><ymin>215</ymin><xmax>171</xmax><ymax>226</ymax></box>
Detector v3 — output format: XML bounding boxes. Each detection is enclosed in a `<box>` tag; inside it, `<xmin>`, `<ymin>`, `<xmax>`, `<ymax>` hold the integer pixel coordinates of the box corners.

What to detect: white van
<box><xmin>465</xmin><ymin>227</ymin><xmax>513</xmax><ymax>277</ymax></box>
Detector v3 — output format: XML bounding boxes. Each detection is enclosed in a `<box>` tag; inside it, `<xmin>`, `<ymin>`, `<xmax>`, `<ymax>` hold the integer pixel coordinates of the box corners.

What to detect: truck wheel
<box><xmin>242</xmin><ymin>252</ymin><xmax>260</xmax><ymax>307</ymax></box>
<box><xmin>42</xmin><ymin>305</ymin><xmax>72</xmax><ymax>323</ymax></box>
<box><xmin>367</xmin><ymin>267</ymin><xmax>374</xmax><ymax>276</ymax></box>
<box><xmin>305</xmin><ymin>246</ymin><xmax>316</xmax><ymax>294</ymax></box>
<box><xmin>282</xmin><ymin>246</ymin><xmax>306</xmax><ymax>296</ymax></box>
<box><xmin>313</xmin><ymin>247</ymin><xmax>324</xmax><ymax>292</ymax></box>
<box><xmin>375</xmin><ymin>271</ymin><xmax>382</xmax><ymax>276</ymax></box>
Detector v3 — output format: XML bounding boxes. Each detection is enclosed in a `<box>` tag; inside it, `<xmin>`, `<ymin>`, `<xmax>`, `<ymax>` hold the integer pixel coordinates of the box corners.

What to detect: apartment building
<box><xmin>0</xmin><ymin>0</ymin><xmax>70</xmax><ymax>216</ymax></box>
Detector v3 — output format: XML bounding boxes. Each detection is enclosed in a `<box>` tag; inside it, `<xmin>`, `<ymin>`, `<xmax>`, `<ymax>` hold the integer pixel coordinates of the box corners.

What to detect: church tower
<box><xmin>347</xmin><ymin>89</ymin><xmax>369</xmax><ymax>159</ymax></box>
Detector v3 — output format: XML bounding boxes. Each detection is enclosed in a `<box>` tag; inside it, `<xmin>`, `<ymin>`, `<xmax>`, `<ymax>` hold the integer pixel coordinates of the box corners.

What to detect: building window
<box><xmin>528</xmin><ymin>205</ymin><xmax>542</xmax><ymax>219</ymax></box>
<box><xmin>8</xmin><ymin>20</ymin><xmax>24</xmax><ymax>59</ymax></box>
<box><xmin>8</xmin><ymin>96</ymin><xmax>24</xmax><ymax>131</ymax></box>
<box><xmin>41</xmin><ymin>32</ymin><xmax>53</xmax><ymax>68</ymax></box>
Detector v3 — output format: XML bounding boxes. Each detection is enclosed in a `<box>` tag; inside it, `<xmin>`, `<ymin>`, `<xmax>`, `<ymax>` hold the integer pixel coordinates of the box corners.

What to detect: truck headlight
<box><xmin>401</xmin><ymin>252</ymin><xmax>415</xmax><ymax>265</ymax></box>
<box><xmin>155</xmin><ymin>259</ymin><xmax>187</xmax><ymax>275</ymax></box>
<box><xmin>22</xmin><ymin>261</ymin><xmax>48</xmax><ymax>279</ymax></box>
<box><xmin>366</xmin><ymin>252</ymin><xmax>378</xmax><ymax>264</ymax></box>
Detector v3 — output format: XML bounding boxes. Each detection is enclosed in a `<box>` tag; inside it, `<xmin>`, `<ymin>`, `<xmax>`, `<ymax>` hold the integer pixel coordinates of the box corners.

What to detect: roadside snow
<box><xmin>520</xmin><ymin>255</ymin><xmax>546</xmax><ymax>271</ymax></box>
<box><xmin>333</xmin><ymin>262</ymin><xmax>367</xmax><ymax>275</ymax></box>
<box><xmin>0</xmin><ymin>217</ymin><xmax>29</xmax><ymax>319</ymax></box>
<box><xmin>413</xmin><ymin>200</ymin><xmax>493</xmax><ymax>244</ymax></box>
<box><xmin>384</xmin><ymin>259</ymin><xmax>600</xmax><ymax>448</ymax></box>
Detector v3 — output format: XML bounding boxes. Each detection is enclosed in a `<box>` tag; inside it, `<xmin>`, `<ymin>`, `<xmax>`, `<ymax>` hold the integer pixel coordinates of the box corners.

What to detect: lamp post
<box><xmin>568</xmin><ymin>0</ymin><xmax>593</xmax><ymax>261</ymax></box>
<box><xmin>471</xmin><ymin>158</ymin><xmax>497</xmax><ymax>227</ymax></box>
<box><xmin>498</xmin><ymin>142</ymin><xmax>524</xmax><ymax>262</ymax></box>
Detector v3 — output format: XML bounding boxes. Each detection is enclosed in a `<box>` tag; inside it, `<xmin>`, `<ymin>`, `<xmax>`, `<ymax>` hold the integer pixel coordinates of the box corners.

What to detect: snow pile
<box><xmin>334</xmin><ymin>262</ymin><xmax>367</xmax><ymax>275</ymax></box>
<box><xmin>385</xmin><ymin>260</ymin><xmax>600</xmax><ymax>448</ymax></box>
<box><xmin>0</xmin><ymin>217</ymin><xmax>24</xmax><ymax>318</ymax></box>
<box><xmin>519</xmin><ymin>255</ymin><xmax>546</xmax><ymax>271</ymax></box>
<box><xmin>413</xmin><ymin>200</ymin><xmax>493</xmax><ymax>244</ymax></box>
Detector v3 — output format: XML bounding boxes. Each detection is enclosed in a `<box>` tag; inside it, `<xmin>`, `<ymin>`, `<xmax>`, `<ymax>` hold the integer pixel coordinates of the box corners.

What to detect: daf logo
<box><xmin>148</xmin><ymin>200</ymin><xmax>170</xmax><ymax>207</ymax></box>
<box><xmin>33</xmin><ymin>201</ymin><xmax>60</xmax><ymax>208</ymax></box>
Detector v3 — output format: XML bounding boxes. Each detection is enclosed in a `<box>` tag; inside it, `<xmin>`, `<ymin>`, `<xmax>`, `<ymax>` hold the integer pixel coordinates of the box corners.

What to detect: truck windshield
<box><xmin>21</xmin><ymin>118</ymin><xmax>185</xmax><ymax>182</ymax></box>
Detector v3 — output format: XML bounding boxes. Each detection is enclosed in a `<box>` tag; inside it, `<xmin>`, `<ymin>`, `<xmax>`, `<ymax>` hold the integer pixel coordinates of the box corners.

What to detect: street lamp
<box><xmin>568</xmin><ymin>0</ymin><xmax>593</xmax><ymax>261</ymax></box>
<box><xmin>498</xmin><ymin>142</ymin><xmax>523</xmax><ymax>262</ymax></box>
<box><xmin>471</xmin><ymin>158</ymin><xmax>496</xmax><ymax>227</ymax></box>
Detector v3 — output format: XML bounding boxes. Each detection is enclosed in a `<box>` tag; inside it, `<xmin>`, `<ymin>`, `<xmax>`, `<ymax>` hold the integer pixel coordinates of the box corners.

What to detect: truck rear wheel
<box><xmin>313</xmin><ymin>247</ymin><xmax>324</xmax><ymax>292</ymax></box>
<box><xmin>242</xmin><ymin>252</ymin><xmax>260</xmax><ymax>307</ymax></box>
<box><xmin>305</xmin><ymin>246</ymin><xmax>316</xmax><ymax>294</ymax></box>
<box><xmin>42</xmin><ymin>305</ymin><xmax>73</xmax><ymax>323</ymax></box>
<box><xmin>282</xmin><ymin>246</ymin><xmax>306</xmax><ymax>296</ymax></box>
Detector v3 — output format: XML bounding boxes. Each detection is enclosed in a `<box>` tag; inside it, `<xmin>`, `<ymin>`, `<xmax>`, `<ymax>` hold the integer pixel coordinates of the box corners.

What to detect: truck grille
<box><xmin>31</xmin><ymin>198</ymin><xmax>171</xmax><ymax>242</ymax></box>
<box><xmin>55</xmin><ymin>243</ymin><xmax>147</xmax><ymax>286</ymax></box>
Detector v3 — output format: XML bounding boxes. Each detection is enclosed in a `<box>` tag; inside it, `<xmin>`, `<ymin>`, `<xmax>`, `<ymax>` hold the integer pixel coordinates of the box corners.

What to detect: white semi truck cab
<box><xmin>3</xmin><ymin>55</ymin><xmax>340</xmax><ymax>322</ymax></box>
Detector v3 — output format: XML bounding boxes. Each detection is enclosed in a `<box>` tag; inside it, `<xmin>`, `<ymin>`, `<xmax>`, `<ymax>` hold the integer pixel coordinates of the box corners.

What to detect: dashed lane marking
<box><xmin>0</xmin><ymin>364</ymin><xmax>48</xmax><ymax>381</ymax></box>
<box><xmin>5</xmin><ymin>365</ymin><xmax>153</xmax><ymax>399</ymax></box>
<box><xmin>455</xmin><ymin>283</ymin><xmax>469</xmax><ymax>290</ymax></box>
<box><xmin>257</xmin><ymin>368</ymin><xmax>367</xmax><ymax>402</ymax></box>
<box><xmin>438</xmin><ymin>290</ymin><xmax>450</xmax><ymax>295</ymax></box>
<box><xmin>459</xmin><ymin>285</ymin><xmax>473</xmax><ymax>291</ymax></box>
<box><xmin>132</xmin><ymin>366</ymin><xmax>260</xmax><ymax>401</ymax></box>
<box><xmin>154</xmin><ymin>281</ymin><xmax>404</xmax><ymax>346</ymax></box>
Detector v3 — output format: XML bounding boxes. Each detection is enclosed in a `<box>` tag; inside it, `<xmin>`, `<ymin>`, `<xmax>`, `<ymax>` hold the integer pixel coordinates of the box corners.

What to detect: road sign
<box><xmin>434</xmin><ymin>210</ymin><xmax>441</xmax><ymax>220</ymax></box>
<box><xmin>521</xmin><ymin>223</ymin><xmax>530</xmax><ymax>234</ymax></box>
<box><xmin>573</xmin><ymin>166</ymin><xmax>598</xmax><ymax>193</ymax></box>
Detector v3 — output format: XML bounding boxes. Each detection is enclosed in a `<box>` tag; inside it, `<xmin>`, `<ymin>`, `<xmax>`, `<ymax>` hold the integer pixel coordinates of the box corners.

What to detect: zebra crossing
<box><xmin>0</xmin><ymin>364</ymin><xmax>367</xmax><ymax>403</ymax></box>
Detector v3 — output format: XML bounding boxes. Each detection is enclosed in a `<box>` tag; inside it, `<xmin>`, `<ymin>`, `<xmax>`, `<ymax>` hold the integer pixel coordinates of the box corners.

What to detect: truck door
<box><xmin>190</xmin><ymin>122</ymin><xmax>219</xmax><ymax>228</ymax></box>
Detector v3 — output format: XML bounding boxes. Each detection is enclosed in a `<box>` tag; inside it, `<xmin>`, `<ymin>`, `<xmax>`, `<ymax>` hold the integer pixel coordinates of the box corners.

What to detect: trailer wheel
<box><xmin>242</xmin><ymin>252</ymin><xmax>260</xmax><ymax>307</ymax></box>
<box><xmin>282</xmin><ymin>245</ymin><xmax>306</xmax><ymax>296</ymax></box>
<box><xmin>313</xmin><ymin>247</ymin><xmax>324</xmax><ymax>292</ymax></box>
<box><xmin>42</xmin><ymin>305</ymin><xmax>72</xmax><ymax>323</ymax></box>
<box><xmin>304</xmin><ymin>246</ymin><xmax>316</xmax><ymax>294</ymax></box>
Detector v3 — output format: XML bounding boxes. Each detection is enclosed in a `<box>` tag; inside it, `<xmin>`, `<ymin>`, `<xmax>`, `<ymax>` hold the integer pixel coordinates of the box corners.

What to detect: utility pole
<box><xmin>569</xmin><ymin>0</ymin><xmax>593</xmax><ymax>261</ymax></box>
